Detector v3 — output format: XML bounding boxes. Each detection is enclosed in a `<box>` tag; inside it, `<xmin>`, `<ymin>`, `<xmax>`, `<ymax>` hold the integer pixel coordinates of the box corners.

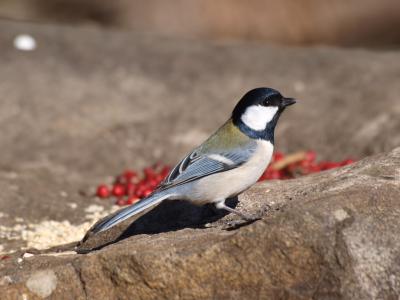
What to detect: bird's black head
<box><xmin>232</xmin><ymin>87</ymin><xmax>296</xmax><ymax>143</ymax></box>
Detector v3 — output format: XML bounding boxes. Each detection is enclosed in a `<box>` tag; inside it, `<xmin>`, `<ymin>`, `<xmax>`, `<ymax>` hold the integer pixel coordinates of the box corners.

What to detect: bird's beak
<box><xmin>281</xmin><ymin>97</ymin><xmax>296</xmax><ymax>107</ymax></box>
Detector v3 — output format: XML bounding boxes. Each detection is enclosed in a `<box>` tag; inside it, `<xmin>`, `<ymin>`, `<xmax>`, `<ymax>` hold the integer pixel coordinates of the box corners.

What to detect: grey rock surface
<box><xmin>0</xmin><ymin>20</ymin><xmax>400</xmax><ymax>299</ymax></box>
<box><xmin>0</xmin><ymin>148</ymin><xmax>399</xmax><ymax>299</ymax></box>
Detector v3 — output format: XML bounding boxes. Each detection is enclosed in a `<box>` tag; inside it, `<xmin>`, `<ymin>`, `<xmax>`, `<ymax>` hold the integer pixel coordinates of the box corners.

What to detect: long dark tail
<box><xmin>85</xmin><ymin>192</ymin><xmax>171</xmax><ymax>237</ymax></box>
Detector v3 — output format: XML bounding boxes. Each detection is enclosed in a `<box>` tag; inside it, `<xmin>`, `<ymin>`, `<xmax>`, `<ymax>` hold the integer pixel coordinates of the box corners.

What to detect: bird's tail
<box><xmin>84</xmin><ymin>191</ymin><xmax>170</xmax><ymax>238</ymax></box>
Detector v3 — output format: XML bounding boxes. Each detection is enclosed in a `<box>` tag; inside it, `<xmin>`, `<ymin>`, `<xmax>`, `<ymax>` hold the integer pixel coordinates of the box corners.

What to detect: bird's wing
<box><xmin>81</xmin><ymin>143</ymin><xmax>256</xmax><ymax>238</ymax></box>
<box><xmin>157</xmin><ymin>142</ymin><xmax>257</xmax><ymax>191</ymax></box>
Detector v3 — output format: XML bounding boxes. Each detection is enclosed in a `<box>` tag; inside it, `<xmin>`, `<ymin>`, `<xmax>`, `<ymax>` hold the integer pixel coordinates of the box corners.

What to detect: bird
<box><xmin>84</xmin><ymin>87</ymin><xmax>296</xmax><ymax>238</ymax></box>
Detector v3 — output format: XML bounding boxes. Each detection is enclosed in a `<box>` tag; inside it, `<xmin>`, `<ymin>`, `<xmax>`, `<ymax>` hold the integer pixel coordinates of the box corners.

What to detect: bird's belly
<box><xmin>186</xmin><ymin>140</ymin><xmax>273</xmax><ymax>204</ymax></box>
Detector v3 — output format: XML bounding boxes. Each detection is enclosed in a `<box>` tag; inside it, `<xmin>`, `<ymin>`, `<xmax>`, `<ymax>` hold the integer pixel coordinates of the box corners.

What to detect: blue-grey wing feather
<box><xmin>157</xmin><ymin>142</ymin><xmax>257</xmax><ymax>191</ymax></box>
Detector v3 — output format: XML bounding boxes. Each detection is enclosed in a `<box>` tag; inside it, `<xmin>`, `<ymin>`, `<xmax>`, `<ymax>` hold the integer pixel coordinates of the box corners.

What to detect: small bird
<box><xmin>85</xmin><ymin>87</ymin><xmax>296</xmax><ymax>237</ymax></box>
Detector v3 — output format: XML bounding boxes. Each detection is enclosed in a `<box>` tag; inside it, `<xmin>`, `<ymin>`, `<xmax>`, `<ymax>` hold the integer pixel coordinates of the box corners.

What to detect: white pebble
<box><xmin>68</xmin><ymin>203</ymin><xmax>78</xmax><ymax>209</ymax></box>
<box><xmin>85</xmin><ymin>204</ymin><xmax>104</xmax><ymax>213</ymax></box>
<box><xmin>13</xmin><ymin>34</ymin><xmax>37</xmax><ymax>51</ymax></box>
<box><xmin>23</xmin><ymin>252</ymin><xmax>35</xmax><ymax>259</ymax></box>
<box><xmin>333</xmin><ymin>208</ymin><xmax>349</xmax><ymax>222</ymax></box>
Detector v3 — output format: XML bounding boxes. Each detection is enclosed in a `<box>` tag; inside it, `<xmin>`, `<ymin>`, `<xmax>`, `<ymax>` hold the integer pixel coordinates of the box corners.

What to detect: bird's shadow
<box><xmin>77</xmin><ymin>197</ymin><xmax>239</xmax><ymax>253</ymax></box>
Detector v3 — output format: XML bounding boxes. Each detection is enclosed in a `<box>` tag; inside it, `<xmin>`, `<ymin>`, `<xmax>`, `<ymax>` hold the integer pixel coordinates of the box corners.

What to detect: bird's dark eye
<box><xmin>264</xmin><ymin>94</ymin><xmax>282</xmax><ymax>106</ymax></box>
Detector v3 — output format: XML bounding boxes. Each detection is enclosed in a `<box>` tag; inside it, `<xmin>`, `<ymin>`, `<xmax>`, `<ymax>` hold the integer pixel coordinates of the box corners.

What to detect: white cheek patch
<box><xmin>241</xmin><ymin>105</ymin><xmax>279</xmax><ymax>131</ymax></box>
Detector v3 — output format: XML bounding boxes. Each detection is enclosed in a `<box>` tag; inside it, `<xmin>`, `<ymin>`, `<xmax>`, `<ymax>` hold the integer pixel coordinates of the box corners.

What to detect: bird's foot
<box><xmin>215</xmin><ymin>201</ymin><xmax>260</xmax><ymax>222</ymax></box>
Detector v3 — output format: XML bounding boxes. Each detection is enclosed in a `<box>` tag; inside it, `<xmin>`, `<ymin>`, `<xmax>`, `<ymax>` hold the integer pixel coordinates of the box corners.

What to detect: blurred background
<box><xmin>1</xmin><ymin>0</ymin><xmax>400</xmax><ymax>175</ymax></box>
<box><xmin>1</xmin><ymin>0</ymin><xmax>400</xmax><ymax>47</ymax></box>
<box><xmin>1</xmin><ymin>0</ymin><xmax>400</xmax><ymax>177</ymax></box>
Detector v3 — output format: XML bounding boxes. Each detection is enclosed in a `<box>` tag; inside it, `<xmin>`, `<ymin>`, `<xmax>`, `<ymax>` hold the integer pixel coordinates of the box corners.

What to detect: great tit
<box><xmin>86</xmin><ymin>87</ymin><xmax>296</xmax><ymax>236</ymax></box>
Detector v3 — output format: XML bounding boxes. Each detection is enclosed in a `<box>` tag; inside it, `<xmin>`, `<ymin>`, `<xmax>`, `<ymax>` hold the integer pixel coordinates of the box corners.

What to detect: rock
<box><xmin>26</xmin><ymin>270</ymin><xmax>57</xmax><ymax>298</ymax></box>
<box><xmin>0</xmin><ymin>20</ymin><xmax>400</xmax><ymax>298</ymax></box>
<box><xmin>0</xmin><ymin>147</ymin><xmax>398</xmax><ymax>299</ymax></box>
<box><xmin>1</xmin><ymin>20</ymin><xmax>399</xmax><ymax>253</ymax></box>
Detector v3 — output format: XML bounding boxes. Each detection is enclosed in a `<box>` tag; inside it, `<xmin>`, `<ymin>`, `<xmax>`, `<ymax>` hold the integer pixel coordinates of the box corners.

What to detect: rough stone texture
<box><xmin>2</xmin><ymin>19</ymin><xmax>400</xmax><ymax>252</ymax></box>
<box><xmin>0</xmin><ymin>20</ymin><xmax>400</xmax><ymax>298</ymax></box>
<box><xmin>26</xmin><ymin>269</ymin><xmax>57</xmax><ymax>298</ymax></box>
<box><xmin>0</xmin><ymin>148</ymin><xmax>399</xmax><ymax>299</ymax></box>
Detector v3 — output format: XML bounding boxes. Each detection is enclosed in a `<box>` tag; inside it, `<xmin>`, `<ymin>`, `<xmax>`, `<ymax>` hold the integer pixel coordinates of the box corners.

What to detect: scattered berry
<box><xmin>123</xmin><ymin>170</ymin><xmax>137</xmax><ymax>181</ymax></box>
<box><xmin>125</xmin><ymin>182</ymin><xmax>136</xmax><ymax>196</ymax></box>
<box><xmin>116</xmin><ymin>198</ymin><xmax>127</xmax><ymax>206</ymax></box>
<box><xmin>259</xmin><ymin>151</ymin><xmax>355</xmax><ymax>180</ymax></box>
<box><xmin>94</xmin><ymin>164</ymin><xmax>169</xmax><ymax>206</ymax></box>
<box><xmin>305</xmin><ymin>150</ymin><xmax>316</xmax><ymax>162</ymax></box>
<box><xmin>96</xmin><ymin>185</ymin><xmax>110</xmax><ymax>198</ymax></box>
<box><xmin>273</xmin><ymin>151</ymin><xmax>284</xmax><ymax>161</ymax></box>
<box><xmin>126</xmin><ymin>196</ymin><xmax>140</xmax><ymax>205</ymax></box>
<box><xmin>112</xmin><ymin>184</ymin><xmax>126</xmax><ymax>197</ymax></box>
<box><xmin>142</xmin><ymin>189</ymin><xmax>152</xmax><ymax>197</ymax></box>
<box><xmin>94</xmin><ymin>152</ymin><xmax>355</xmax><ymax>206</ymax></box>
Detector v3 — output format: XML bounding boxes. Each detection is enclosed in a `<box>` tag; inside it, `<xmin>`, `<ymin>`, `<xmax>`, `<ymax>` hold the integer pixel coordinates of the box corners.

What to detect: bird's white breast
<box><xmin>187</xmin><ymin>140</ymin><xmax>274</xmax><ymax>204</ymax></box>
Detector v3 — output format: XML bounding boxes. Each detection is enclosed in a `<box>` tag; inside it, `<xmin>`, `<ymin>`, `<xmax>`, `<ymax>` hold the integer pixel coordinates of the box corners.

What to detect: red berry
<box><xmin>114</xmin><ymin>175</ymin><xmax>125</xmax><ymax>185</ymax></box>
<box><xmin>144</xmin><ymin>167</ymin><xmax>156</xmax><ymax>179</ymax></box>
<box><xmin>308</xmin><ymin>165</ymin><xmax>321</xmax><ymax>173</ymax></box>
<box><xmin>273</xmin><ymin>152</ymin><xmax>284</xmax><ymax>161</ymax></box>
<box><xmin>123</xmin><ymin>170</ymin><xmax>137</xmax><ymax>181</ymax></box>
<box><xmin>286</xmin><ymin>163</ymin><xmax>298</xmax><ymax>174</ymax></box>
<box><xmin>138</xmin><ymin>178</ymin><xmax>147</xmax><ymax>187</ymax></box>
<box><xmin>269</xmin><ymin>170</ymin><xmax>282</xmax><ymax>179</ymax></box>
<box><xmin>328</xmin><ymin>162</ymin><xmax>340</xmax><ymax>169</ymax></box>
<box><xmin>125</xmin><ymin>182</ymin><xmax>136</xmax><ymax>195</ymax></box>
<box><xmin>112</xmin><ymin>184</ymin><xmax>125</xmax><ymax>197</ymax></box>
<box><xmin>299</xmin><ymin>159</ymin><xmax>312</xmax><ymax>168</ymax></box>
<box><xmin>147</xmin><ymin>179</ymin><xmax>158</xmax><ymax>188</ymax></box>
<box><xmin>160</xmin><ymin>166</ymin><xmax>170</xmax><ymax>177</ymax></box>
<box><xmin>116</xmin><ymin>198</ymin><xmax>127</xmax><ymax>206</ymax></box>
<box><xmin>153</xmin><ymin>174</ymin><xmax>163</xmax><ymax>182</ymax></box>
<box><xmin>341</xmin><ymin>159</ymin><xmax>355</xmax><ymax>166</ymax></box>
<box><xmin>143</xmin><ymin>189</ymin><xmax>152</xmax><ymax>197</ymax></box>
<box><xmin>126</xmin><ymin>196</ymin><xmax>140</xmax><ymax>205</ymax></box>
<box><xmin>305</xmin><ymin>151</ymin><xmax>316</xmax><ymax>162</ymax></box>
<box><xmin>96</xmin><ymin>185</ymin><xmax>110</xmax><ymax>198</ymax></box>
<box><xmin>135</xmin><ymin>186</ymin><xmax>146</xmax><ymax>197</ymax></box>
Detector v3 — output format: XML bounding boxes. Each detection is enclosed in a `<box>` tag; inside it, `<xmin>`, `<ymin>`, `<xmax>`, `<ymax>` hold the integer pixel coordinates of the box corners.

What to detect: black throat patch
<box><xmin>233</xmin><ymin>111</ymin><xmax>282</xmax><ymax>144</ymax></box>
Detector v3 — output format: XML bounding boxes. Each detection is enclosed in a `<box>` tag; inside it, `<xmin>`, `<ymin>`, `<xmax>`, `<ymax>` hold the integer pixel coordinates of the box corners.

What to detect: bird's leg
<box><xmin>215</xmin><ymin>200</ymin><xmax>258</xmax><ymax>221</ymax></box>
